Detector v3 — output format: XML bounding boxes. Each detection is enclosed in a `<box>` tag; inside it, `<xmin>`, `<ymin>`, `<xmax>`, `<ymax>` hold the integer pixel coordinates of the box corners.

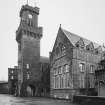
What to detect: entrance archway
<box><xmin>26</xmin><ymin>84</ymin><xmax>36</xmax><ymax>97</ymax></box>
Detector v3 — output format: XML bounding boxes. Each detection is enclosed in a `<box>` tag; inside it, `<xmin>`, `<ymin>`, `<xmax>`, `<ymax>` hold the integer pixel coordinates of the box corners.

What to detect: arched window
<box><xmin>55</xmin><ymin>47</ymin><xmax>59</xmax><ymax>56</ymax></box>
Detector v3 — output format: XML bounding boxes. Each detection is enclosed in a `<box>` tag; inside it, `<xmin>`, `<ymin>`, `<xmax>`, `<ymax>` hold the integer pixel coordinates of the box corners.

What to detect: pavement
<box><xmin>0</xmin><ymin>94</ymin><xmax>77</xmax><ymax>105</ymax></box>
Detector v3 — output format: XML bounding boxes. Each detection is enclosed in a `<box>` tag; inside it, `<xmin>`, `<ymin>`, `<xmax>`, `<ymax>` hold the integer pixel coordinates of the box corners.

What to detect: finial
<box><xmin>27</xmin><ymin>0</ymin><xmax>28</xmax><ymax>5</ymax></box>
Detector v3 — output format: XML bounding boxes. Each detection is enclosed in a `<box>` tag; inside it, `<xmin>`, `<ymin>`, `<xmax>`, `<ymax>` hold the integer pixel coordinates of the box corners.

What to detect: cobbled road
<box><xmin>0</xmin><ymin>94</ymin><xmax>78</xmax><ymax>105</ymax></box>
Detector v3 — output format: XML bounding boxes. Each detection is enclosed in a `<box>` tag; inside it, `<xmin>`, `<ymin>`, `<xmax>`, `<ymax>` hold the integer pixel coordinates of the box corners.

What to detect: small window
<box><xmin>28</xmin><ymin>14</ymin><xmax>32</xmax><ymax>19</ymax></box>
<box><xmin>76</xmin><ymin>44</ymin><xmax>79</xmax><ymax>47</ymax></box>
<box><xmin>61</xmin><ymin>45</ymin><xmax>66</xmax><ymax>55</ymax></box>
<box><xmin>90</xmin><ymin>65</ymin><xmax>94</xmax><ymax>73</ymax></box>
<box><xmin>79</xmin><ymin>74</ymin><xmax>85</xmax><ymax>88</ymax></box>
<box><xmin>87</xmin><ymin>47</ymin><xmax>90</xmax><ymax>50</ymax></box>
<box><xmin>58</xmin><ymin>67</ymin><xmax>62</xmax><ymax>74</ymax></box>
<box><xmin>11</xmin><ymin>76</ymin><xmax>14</xmax><ymax>80</ymax></box>
<box><xmin>26</xmin><ymin>64</ymin><xmax>29</xmax><ymax>69</ymax></box>
<box><xmin>27</xmin><ymin>73</ymin><xmax>30</xmax><ymax>79</ymax></box>
<box><xmin>79</xmin><ymin>63</ymin><xmax>85</xmax><ymax>72</ymax></box>
<box><xmin>65</xmin><ymin>65</ymin><xmax>69</xmax><ymax>72</ymax></box>
<box><xmin>11</xmin><ymin>70</ymin><xmax>13</xmax><ymax>74</ymax></box>
<box><xmin>54</xmin><ymin>69</ymin><xmax>58</xmax><ymax>75</ymax></box>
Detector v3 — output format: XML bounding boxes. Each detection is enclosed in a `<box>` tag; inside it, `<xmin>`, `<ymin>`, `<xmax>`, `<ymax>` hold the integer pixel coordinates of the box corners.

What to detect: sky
<box><xmin>0</xmin><ymin>0</ymin><xmax>105</xmax><ymax>81</ymax></box>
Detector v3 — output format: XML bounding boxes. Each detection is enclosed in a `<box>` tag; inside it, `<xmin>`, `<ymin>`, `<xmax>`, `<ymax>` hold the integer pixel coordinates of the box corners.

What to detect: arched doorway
<box><xmin>26</xmin><ymin>84</ymin><xmax>36</xmax><ymax>97</ymax></box>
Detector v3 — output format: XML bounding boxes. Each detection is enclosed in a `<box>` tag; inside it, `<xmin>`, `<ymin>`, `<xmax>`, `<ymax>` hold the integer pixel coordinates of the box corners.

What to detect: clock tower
<box><xmin>16</xmin><ymin>4</ymin><xmax>43</xmax><ymax>96</ymax></box>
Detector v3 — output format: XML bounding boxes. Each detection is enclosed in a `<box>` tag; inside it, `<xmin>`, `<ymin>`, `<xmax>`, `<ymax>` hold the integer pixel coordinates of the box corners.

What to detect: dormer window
<box><xmin>75</xmin><ymin>38</ymin><xmax>85</xmax><ymax>49</ymax></box>
<box><xmin>86</xmin><ymin>42</ymin><xmax>94</xmax><ymax>51</ymax></box>
<box><xmin>76</xmin><ymin>44</ymin><xmax>79</xmax><ymax>48</ymax></box>
<box><xmin>87</xmin><ymin>47</ymin><xmax>90</xmax><ymax>50</ymax></box>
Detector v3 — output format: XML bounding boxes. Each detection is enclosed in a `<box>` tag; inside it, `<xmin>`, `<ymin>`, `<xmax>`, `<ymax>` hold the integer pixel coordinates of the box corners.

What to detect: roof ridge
<box><xmin>61</xmin><ymin>27</ymin><xmax>101</xmax><ymax>49</ymax></box>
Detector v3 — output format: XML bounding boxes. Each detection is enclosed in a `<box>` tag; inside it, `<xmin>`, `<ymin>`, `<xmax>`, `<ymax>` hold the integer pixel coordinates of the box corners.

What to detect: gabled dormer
<box><xmin>86</xmin><ymin>42</ymin><xmax>94</xmax><ymax>51</ymax></box>
<box><xmin>75</xmin><ymin>38</ymin><xmax>85</xmax><ymax>49</ymax></box>
<box><xmin>95</xmin><ymin>46</ymin><xmax>102</xmax><ymax>54</ymax></box>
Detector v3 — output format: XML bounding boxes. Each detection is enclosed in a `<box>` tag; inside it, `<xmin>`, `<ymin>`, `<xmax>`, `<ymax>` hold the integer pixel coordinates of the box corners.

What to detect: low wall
<box><xmin>73</xmin><ymin>95</ymin><xmax>105</xmax><ymax>105</ymax></box>
<box><xmin>0</xmin><ymin>82</ymin><xmax>8</xmax><ymax>94</ymax></box>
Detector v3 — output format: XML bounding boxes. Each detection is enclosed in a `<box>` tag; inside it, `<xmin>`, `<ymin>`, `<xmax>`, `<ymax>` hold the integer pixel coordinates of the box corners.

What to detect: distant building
<box><xmin>16</xmin><ymin>4</ymin><xmax>50</xmax><ymax>97</ymax></box>
<box><xmin>95</xmin><ymin>51</ymin><xmax>105</xmax><ymax>96</ymax></box>
<box><xmin>50</xmin><ymin>26</ymin><xmax>104</xmax><ymax>99</ymax></box>
<box><xmin>8</xmin><ymin>66</ymin><xmax>18</xmax><ymax>95</ymax></box>
<box><xmin>0</xmin><ymin>81</ymin><xmax>8</xmax><ymax>94</ymax></box>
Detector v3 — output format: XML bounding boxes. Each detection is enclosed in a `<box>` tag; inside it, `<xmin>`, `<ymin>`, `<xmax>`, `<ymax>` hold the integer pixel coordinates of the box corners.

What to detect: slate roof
<box><xmin>61</xmin><ymin>27</ymin><xmax>105</xmax><ymax>50</ymax></box>
<box><xmin>40</xmin><ymin>56</ymin><xmax>49</xmax><ymax>63</ymax></box>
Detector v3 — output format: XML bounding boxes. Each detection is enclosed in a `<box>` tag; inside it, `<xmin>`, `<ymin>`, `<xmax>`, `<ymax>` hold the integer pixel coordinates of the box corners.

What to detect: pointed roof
<box><xmin>61</xmin><ymin>27</ymin><xmax>104</xmax><ymax>50</ymax></box>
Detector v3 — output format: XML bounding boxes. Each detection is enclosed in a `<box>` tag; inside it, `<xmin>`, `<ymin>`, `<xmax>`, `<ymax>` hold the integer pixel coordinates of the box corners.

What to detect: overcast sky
<box><xmin>0</xmin><ymin>0</ymin><xmax>105</xmax><ymax>81</ymax></box>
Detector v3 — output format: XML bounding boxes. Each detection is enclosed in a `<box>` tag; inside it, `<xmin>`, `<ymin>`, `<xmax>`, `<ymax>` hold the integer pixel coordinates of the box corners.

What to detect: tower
<box><xmin>16</xmin><ymin>4</ymin><xmax>43</xmax><ymax>96</ymax></box>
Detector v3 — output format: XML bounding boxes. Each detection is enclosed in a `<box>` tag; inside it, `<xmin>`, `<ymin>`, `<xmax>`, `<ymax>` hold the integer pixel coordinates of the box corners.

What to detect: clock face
<box><xmin>28</xmin><ymin>14</ymin><xmax>32</xmax><ymax>19</ymax></box>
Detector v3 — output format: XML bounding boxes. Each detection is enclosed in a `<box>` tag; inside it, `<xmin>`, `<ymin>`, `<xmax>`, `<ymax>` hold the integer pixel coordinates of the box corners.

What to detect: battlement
<box><xmin>20</xmin><ymin>4</ymin><xmax>39</xmax><ymax>17</ymax></box>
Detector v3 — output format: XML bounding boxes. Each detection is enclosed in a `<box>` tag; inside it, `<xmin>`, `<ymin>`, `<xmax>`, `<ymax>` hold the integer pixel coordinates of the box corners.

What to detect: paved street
<box><xmin>0</xmin><ymin>94</ymin><xmax>77</xmax><ymax>105</ymax></box>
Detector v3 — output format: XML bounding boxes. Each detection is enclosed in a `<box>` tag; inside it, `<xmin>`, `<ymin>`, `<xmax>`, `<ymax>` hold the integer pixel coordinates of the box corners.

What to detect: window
<box><xmin>54</xmin><ymin>68</ymin><xmax>58</xmax><ymax>75</ymax></box>
<box><xmin>11</xmin><ymin>70</ymin><xmax>13</xmax><ymax>74</ymax></box>
<box><xmin>61</xmin><ymin>75</ymin><xmax>64</xmax><ymax>88</ymax></box>
<box><xmin>53</xmin><ymin>69</ymin><xmax>56</xmax><ymax>75</ymax></box>
<box><xmin>55</xmin><ymin>47</ymin><xmax>59</xmax><ymax>56</ymax></box>
<box><xmin>11</xmin><ymin>76</ymin><xmax>14</xmax><ymax>80</ymax></box>
<box><xmin>90</xmin><ymin>65</ymin><xmax>94</xmax><ymax>73</ymax></box>
<box><xmin>27</xmin><ymin>72</ymin><xmax>30</xmax><ymax>79</ymax></box>
<box><xmin>61</xmin><ymin>45</ymin><xmax>66</xmax><ymax>55</ymax></box>
<box><xmin>28</xmin><ymin>14</ymin><xmax>32</xmax><ymax>19</ymax></box>
<box><xmin>58</xmin><ymin>75</ymin><xmax>60</xmax><ymax>88</ymax></box>
<box><xmin>55</xmin><ymin>76</ymin><xmax>59</xmax><ymax>88</ymax></box>
<box><xmin>89</xmin><ymin>76</ymin><xmax>94</xmax><ymax>88</ymax></box>
<box><xmin>66</xmin><ymin>73</ymin><xmax>70</xmax><ymax>88</ymax></box>
<box><xmin>53</xmin><ymin>77</ymin><xmax>55</xmax><ymax>88</ymax></box>
<box><xmin>26</xmin><ymin>64</ymin><xmax>29</xmax><ymax>69</ymax></box>
<box><xmin>79</xmin><ymin>74</ymin><xmax>85</xmax><ymax>88</ymax></box>
<box><xmin>63</xmin><ymin>64</ymin><xmax>69</xmax><ymax>73</ymax></box>
<box><xmin>65</xmin><ymin>65</ymin><xmax>69</xmax><ymax>72</ymax></box>
<box><xmin>79</xmin><ymin>63</ymin><xmax>85</xmax><ymax>72</ymax></box>
<box><xmin>58</xmin><ymin>66</ymin><xmax>62</xmax><ymax>74</ymax></box>
<box><xmin>76</xmin><ymin>44</ymin><xmax>79</xmax><ymax>47</ymax></box>
<box><xmin>63</xmin><ymin>74</ymin><xmax>66</xmax><ymax>88</ymax></box>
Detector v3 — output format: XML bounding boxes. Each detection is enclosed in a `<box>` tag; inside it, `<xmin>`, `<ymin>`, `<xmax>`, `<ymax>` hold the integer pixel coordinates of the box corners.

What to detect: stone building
<box><xmin>16</xmin><ymin>4</ymin><xmax>49</xmax><ymax>96</ymax></box>
<box><xmin>95</xmin><ymin>51</ymin><xmax>105</xmax><ymax>96</ymax></box>
<box><xmin>0</xmin><ymin>81</ymin><xmax>8</xmax><ymax>94</ymax></box>
<box><xmin>8</xmin><ymin>66</ymin><xmax>18</xmax><ymax>95</ymax></box>
<box><xmin>50</xmin><ymin>26</ymin><xmax>104</xmax><ymax>99</ymax></box>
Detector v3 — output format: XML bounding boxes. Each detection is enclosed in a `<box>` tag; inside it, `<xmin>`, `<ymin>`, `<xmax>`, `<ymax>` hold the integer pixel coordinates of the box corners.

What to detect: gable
<box><xmin>75</xmin><ymin>38</ymin><xmax>85</xmax><ymax>48</ymax></box>
<box><xmin>86</xmin><ymin>42</ymin><xmax>94</xmax><ymax>51</ymax></box>
<box><xmin>51</xmin><ymin>26</ymin><xmax>73</xmax><ymax>53</ymax></box>
<box><xmin>61</xmin><ymin>28</ymin><xmax>101</xmax><ymax>50</ymax></box>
